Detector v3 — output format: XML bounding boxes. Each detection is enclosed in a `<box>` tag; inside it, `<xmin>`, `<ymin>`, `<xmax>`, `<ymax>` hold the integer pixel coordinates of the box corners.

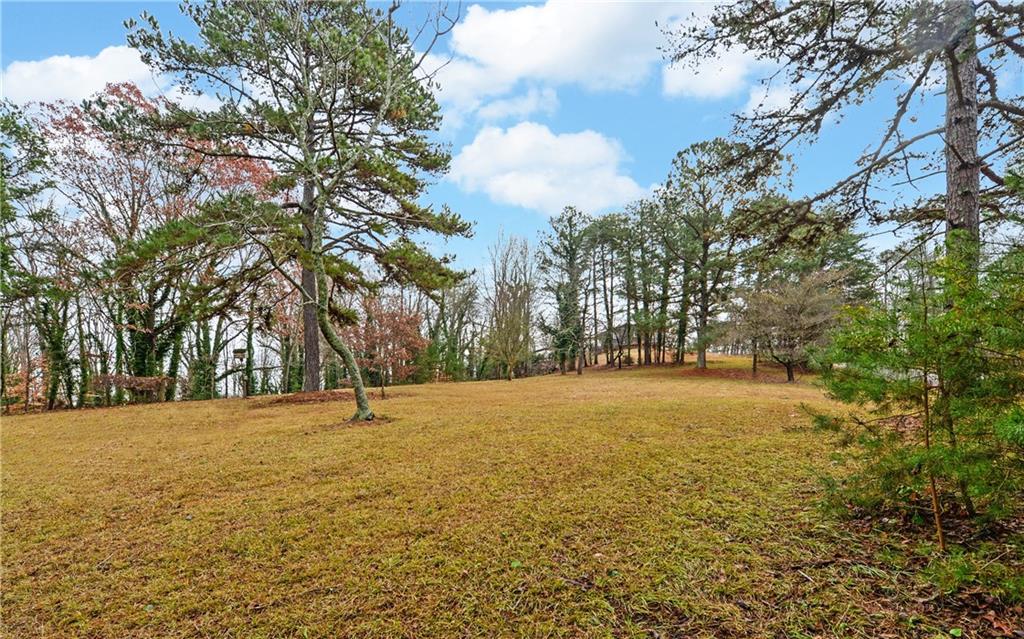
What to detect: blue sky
<box><xmin>1</xmin><ymin>1</ymin><xmax>955</xmax><ymax>270</ymax></box>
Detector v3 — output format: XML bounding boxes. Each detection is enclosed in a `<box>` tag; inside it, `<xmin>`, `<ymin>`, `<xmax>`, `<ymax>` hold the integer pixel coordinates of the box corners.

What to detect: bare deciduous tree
<box><xmin>735</xmin><ymin>270</ymin><xmax>842</xmax><ymax>382</ymax></box>
<box><xmin>484</xmin><ymin>236</ymin><xmax>535</xmax><ymax>381</ymax></box>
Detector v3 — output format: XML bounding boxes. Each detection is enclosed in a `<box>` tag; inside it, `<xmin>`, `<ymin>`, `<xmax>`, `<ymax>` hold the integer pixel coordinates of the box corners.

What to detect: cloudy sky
<box><xmin>1</xmin><ymin>1</ymin><xmax>950</xmax><ymax>269</ymax></box>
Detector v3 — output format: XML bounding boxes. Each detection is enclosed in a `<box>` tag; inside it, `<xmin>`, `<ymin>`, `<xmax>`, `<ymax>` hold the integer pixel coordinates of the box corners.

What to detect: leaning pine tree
<box><xmin>667</xmin><ymin>0</ymin><xmax>1021</xmax><ymax>263</ymax></box>
<box><xmin>126</xmin><ymin>0</ymin><xmax>469</xmax><ymax>420</ymax></box>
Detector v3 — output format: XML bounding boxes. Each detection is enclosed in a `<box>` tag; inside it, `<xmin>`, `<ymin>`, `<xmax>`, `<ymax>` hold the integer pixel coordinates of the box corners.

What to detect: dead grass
<box><xmin>264</xmin><ymin>388</ymin><xmax>406</xmax><ymax>406</ymax></box>
<box><xmin>0</xmin><ymin>357</ymin><xmax>1012</xmax><ymax>637</ymax></box>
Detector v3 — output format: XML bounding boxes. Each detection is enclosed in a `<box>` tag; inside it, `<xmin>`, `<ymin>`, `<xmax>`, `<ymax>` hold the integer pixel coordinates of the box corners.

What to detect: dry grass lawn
<box><xmin>0</xmin><ymin>358</ymin><xmax>990</xmax><ymax>637</ymax></box>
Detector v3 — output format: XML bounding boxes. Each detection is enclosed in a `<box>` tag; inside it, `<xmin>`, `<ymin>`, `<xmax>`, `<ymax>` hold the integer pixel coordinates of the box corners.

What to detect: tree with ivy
<box><xmin>1</xmin><ymin>102</ymin><xmax>84</xmax><ymax>409</ymax></box>
<box><xmin>40</xmin><ymin>84</ymin><xmax>272</xmax><ymax>399</ymax></box>
<box><xmin>323</xmin><ymin>355</ymin><xmax>343</xmax><ymax>391</ymax></box>
<box><xmin>539</xmin><ymin>206</ymin><xmax>590</xmax><ymax>374</ymax></box>
<box><xmin>422</xmin><ymin>280</ymin><xmax>478</xmax><ymax>381</ymax></box>
<box><xmin>1</xmin><ymin>101</ymin><xmax>50</xmax><ymax>409</ymax></box>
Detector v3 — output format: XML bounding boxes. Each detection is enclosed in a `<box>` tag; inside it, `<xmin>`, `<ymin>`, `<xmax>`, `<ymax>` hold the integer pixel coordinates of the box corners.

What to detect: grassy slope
<box><xmin>0</xmin><ymin>359</ymin><xmax>983</xmax><ymax>637</ymax></box>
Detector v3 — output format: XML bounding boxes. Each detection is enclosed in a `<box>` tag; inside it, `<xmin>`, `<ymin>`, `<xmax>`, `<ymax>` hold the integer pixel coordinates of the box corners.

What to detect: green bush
<box><xmin>818</xmin><ymin>243</ymin><xmax>1024</xmax><ymax>523</ymax></box>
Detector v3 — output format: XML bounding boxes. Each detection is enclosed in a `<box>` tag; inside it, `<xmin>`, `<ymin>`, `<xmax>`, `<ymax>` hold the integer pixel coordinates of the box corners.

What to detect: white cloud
<box><xmin>450</xmin><ymin>122</ymin><xmax>646</xmax><ymax>215</ymax></box>
<box><xmin>426</xmin><ymin>2</ymin><xmax>775</xmax><ymax>128</ymax></box>
<box><xmin>2</xmin><ymin>45</ymin><xmax>160</xmax><ymax>104</ymax></box>
<box><xmin>742</xmin><ymin>84</ymin><xmax>797</xmax><ymax>115</ymax></box>
<box><xmin>2</xmin><ymin>45</ymin><xmax>219</xmax><ymax>111</ymax></box>
<box><xmin>450</xmin><ymin>3</ymin><xmax>681</xmax><ymax>92</ymax></box>
<box><xmin>423</xmin><ymin>52</ymin><xmax>515</xmax><ymax>112</ymax></box>
<box><xmin>426</xmin><ymin>2</ymin><xmax>699</xmax><ymax>126</ymax></box>
<box><xmin>477</xmin><ymin>87</ymin><xmax>558</xmax><ymax>121</ymax></box>
<box><xmin>662</xmin><ymin>46</ymin><xmax>765</xmax><ymax>100</ymax></box>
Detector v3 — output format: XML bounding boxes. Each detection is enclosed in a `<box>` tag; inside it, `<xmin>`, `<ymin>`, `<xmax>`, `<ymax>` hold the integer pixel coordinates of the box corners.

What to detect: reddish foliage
<box><xmin>39</xmin><ymin>82</ymin><xmax>275</xmax><ymax>256</ymax></box>
<box><xmin>340</xmin><ymin>294</ymin><xmax>427</xmax><ymax>385</ymax></box>
<box><xmin>3</xmin><ymin>358</ymin><xmax>47</xmax><ymax>411</ymax></box>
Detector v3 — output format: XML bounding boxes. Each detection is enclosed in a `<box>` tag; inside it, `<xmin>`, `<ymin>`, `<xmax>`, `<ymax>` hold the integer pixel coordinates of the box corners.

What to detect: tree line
<box><xmin>0</xmin><ymin>82</ymin><xmax>872</xmax><ymax>413</ymax></box>
<box><xmin>0</xmin><ymin>0</ymin><xmax>867</xmax><ymax>417</ymax></box>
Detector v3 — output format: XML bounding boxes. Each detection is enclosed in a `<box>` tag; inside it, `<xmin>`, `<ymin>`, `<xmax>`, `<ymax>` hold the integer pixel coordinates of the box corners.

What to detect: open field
<box><xmin>0</xmin><ymin>359</ymin><xmax>1010</xmax><ymax>637</ymax></box>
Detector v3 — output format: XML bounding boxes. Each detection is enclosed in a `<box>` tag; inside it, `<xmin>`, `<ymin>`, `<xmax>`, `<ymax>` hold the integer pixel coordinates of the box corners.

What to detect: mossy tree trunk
<box><xmin>75</xmin><ymin>296</ymin><xmax>90</xmax><ymax>408</ymax></box>
<box><xmin>165</xmin><ymin>330</ymin><xmax>182</xmax><ymax>401</ymax></box>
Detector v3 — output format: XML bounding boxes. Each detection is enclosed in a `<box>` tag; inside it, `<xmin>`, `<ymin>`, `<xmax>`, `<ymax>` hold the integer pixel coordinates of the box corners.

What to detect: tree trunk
<box><xmin>301</xmin><ymin>265</ymin><xmax>320</xmax><ymax>391</ymax></box>
<box><xmin>601</xmin><ymin>246</ymin><xmax>615</xmax><ymax>366</ymax></box>
<box><xmin>113</xmin><ymin>313</ymin><xmax>125</xmax><ymax>404</ymax></box>
<box><xmin>61</xmin><ymin>304</ymin><xmax>74</xmax><ymax>406</ymax></box>
<box><xmin>579</xmin><ymin>306</ymin><xmax>588</xmax><ymax>370</ymax></box>
<box><xmin>99</xmin><ymin>339</ymin><xmax>111</xmax><ymax>406</ymax></box>
<box><xmin>591</xmin><ymin>252</ymin><xmax>599</xmax><ymax>365</ymax></box>
<box><xmin>624</xmin><ymin>290</ymin><xmax>632</xmax><ymax>366</ymax></box>
<box><xmin>635</xmin><ymin>298</ymin><xmax>643</xmax><ymax>366</ymax></box>
<box><xmin>318</xmin><ymin>306</ymin><xmax>373</xmax><ymax>420</ymax></box>
<box><xmin>785</xmin><ymin>361</ymin><xmax>794</xmax><ymax>383</ymax></box>
<box><xmin>675</xmin><ymin>308</ymin><xmax>686</xmax><ymax>365</ymax></box>
<box><xmin>0</xmin><ymin>313</ymin><xmax>7</xmax><ymax>413</ymax></box>
<box><xmin>23</xmin><ymin>320</ymin><xmax>30</xmax><ymax>413</ymax></box>
<box><xmin>676</xmin><ymin>265</ymin><xmax>688</xmax><ymax>365</ymax></box>
<box><xmin>313</xmin><ymin>257</ymin><xmax>373</xmax><ymax>421</ymax></box>
<box><xmin>165</xmin><ymin>330</ymin><xmax>182</xmax><ymax>401</ymax></box>
<box><xmin>940</xmin><ymin>0</ymin><xmax>979</xmax><ymax>518</ymax></box>
<box><xmin>696</xmin><ymin>242</ymin><xmax>711</xmax><ymax>369</ymax></box>
<box><xmin>75</xmin><ymin>298</ymin><xmax>89</xmax><ymax>408</ymax></box>
<box><xmin>280</xmin><ymin>335</ymin><xmax>292</xmax><ymax>394</ymax></box>
<box><xmin>642</xmin><ymin>290</ymin><xmax>652</xmax><ymax>366</ymax></box>
<box><xmin>696</xmin><ymin>311</ymin><xmax>708</xmax><ymax>369</ymax></box>
<box><xmin>696</xmin><ymin>280</ymin><xmax>710</xmax><ymax>369</ymax></box>
<box><xmin>301</xmin><ymin>179</ymin><xmax>321</xmax><ymax>393</ymax></box>
<box><xmin>657</xmin><ymin>260</ymin><xmax>670</xmax><ymax>364</ymax></box>
<box><xmin>943</xmin><ymin>0</ymin><xmax>980</xmax><ymax>252</ymax></box>
<box><xmin>243</xmin><ymin>318</ymin><xmax>254</xmax><ymax>398</ymax></box>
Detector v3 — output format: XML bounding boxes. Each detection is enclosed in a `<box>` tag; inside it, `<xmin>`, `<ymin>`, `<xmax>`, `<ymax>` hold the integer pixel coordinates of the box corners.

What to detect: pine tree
<box><xmin>821</xmin><ymin>243</ymin><xmax>1024</xmax><ymax>534</ymax></box>
<box><xmin>661</xmin><ymin>138</ymin><xmax>780</xmax><ymax>368</ymax></box>
<box><xmin>126</xmin><ymin>0</ymin><xmax>469</xmax><ymax>420</ymax></box>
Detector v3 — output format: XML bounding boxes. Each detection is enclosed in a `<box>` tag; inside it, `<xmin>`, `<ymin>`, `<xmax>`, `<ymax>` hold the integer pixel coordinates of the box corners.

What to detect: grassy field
<box><xmin>0</xmin><ymin>359</ymin><xmax>1006</xmax><ymax>637</ymax></box>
